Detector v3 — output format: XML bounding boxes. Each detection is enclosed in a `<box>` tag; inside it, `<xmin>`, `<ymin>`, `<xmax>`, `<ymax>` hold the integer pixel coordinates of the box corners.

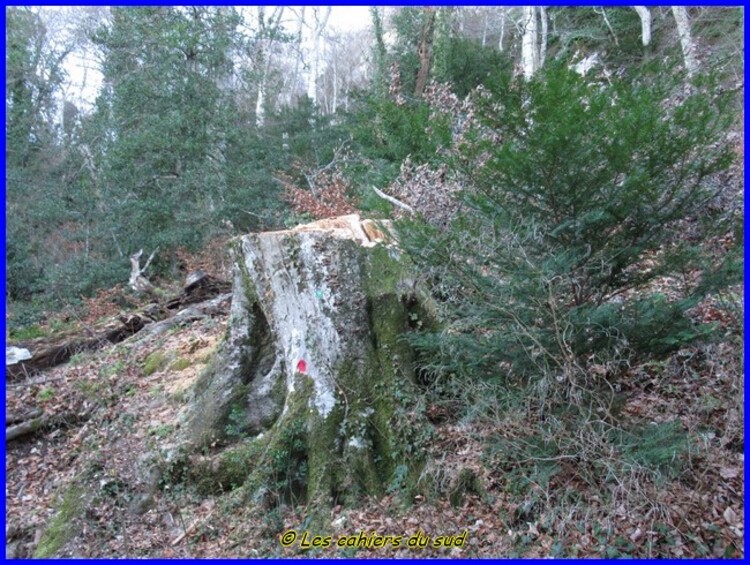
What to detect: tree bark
<box><xmin>251</xmin><ymin>6</ymin><xmax>284</xmax><ymax>128</ymax></box>
<box><xmin>672</xmin><ymin>6</ymin><xmax>699</xmax><ymax>77</ymax></box>
<box><xmin>539</xmin><ymin>7</ymin><xmax>548</xmax><ymax>69</ymax></box>
<box><xmin>633</xmin><ymin>7</ymin><xmax>652</xmax><ymax>49</ymax></box>
<box><xmin>306</xmin><ymin>7</ymin><xmax>331</xmax><ymax>105</ymax></box>
<box><xmin>414</xmin><ymin>8</ymin><xmax>437</xmax><ymax>97</ymax></box>
<box><xmin>521</xmin><ymin>7</ymin><xmax>539</xmax><ymax>80</ymax></box>
<box><xmin>183</xmin><ymin>215</ymin><xmax>434</xmax><ymax>515</ymax></box>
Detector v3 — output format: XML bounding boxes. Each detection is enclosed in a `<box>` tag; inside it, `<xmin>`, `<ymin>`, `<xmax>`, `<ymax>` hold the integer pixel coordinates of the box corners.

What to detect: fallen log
<box><xmin>6</xmin><ymin>410</ymin><xmax>93</xmax><ymax>442</ymax></box>
<box><xmin>6</xmin><ymin>415</ymin><xmax>46</xmax><ymax>442</ymax></box>
<box><xmin>7</xmin><ymin>374</ymin><xmax>66</xmax><ymax>389</ymax></box>
<box><xmin>6</xmin><ymin>314</ymin><xmax>150</xmax><ymax>381</ymax></box>
<box><xmin>165</xmin><ymin>271</ymin><xmax>232</xmax><ymax>310</ymax></box>
<box><xmin>6</xmin><ymin>408</ymin><xmax>43</xmax><ymax>426</ymax></box>
<box><xmin>7</xmin><ymin>274</ymin><xmax>232</xmax><ymax>381</ymax></box>
<box><xmin>132</xmin><ymin>293</ymin><xmax>231</xmax><ymax>342</ymax></box>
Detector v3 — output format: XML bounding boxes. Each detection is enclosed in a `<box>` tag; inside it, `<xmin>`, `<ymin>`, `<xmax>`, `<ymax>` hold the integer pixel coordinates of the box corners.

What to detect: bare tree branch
<box><xmin>371</xmin><ymin>186</ymin><xmax>415</xmax><ymax>214</ymax></box>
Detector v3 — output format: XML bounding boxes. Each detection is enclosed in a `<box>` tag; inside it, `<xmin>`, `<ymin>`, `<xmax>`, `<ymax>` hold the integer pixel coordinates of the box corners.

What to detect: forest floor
<box><xmin>6</xmin><ymin>280</ymin><xmax>743</xmax><ymax>559</ymax></box>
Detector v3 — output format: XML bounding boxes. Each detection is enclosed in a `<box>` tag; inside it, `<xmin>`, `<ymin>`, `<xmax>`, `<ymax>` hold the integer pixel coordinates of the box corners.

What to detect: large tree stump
<box><xmin>183</xmin><ymin>215</ymin><xmax>434</xmax><ymax>512</ymax></box>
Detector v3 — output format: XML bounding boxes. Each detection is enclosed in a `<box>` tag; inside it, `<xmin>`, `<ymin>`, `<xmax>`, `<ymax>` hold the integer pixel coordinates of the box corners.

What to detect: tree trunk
<box><xmin>498</xmin><ymin>8</ymin><xmax>506</xmax><ymax>52</ymax></box>
<box><xmin>521</xmin><ymin>7</ymin><xmax>539</xmax><ymax>80</ymax></box>
<box><xmin>306</xmin><ymin>7</ymin><xmax>331</xmax><ymax>105</ymax></box>
<box><xmin>252</xmin><ymin>6</ymin><xmax>284</xmax><ymax>128</ymax></box>
<box><xmin>331</xmin><ymin>42</ymin><xmax>338</xmax><ymax>114</ymax></box>
<box><xmin>255</xmin><ymin>76</ymin><xmax>266</xmax><ymax>128</ymax></box>
<box><xmin>633</xmin><ymin>6</ymin><xmax>652</xmax><ymax>55</ymax></box>
<box><xmin>539</xmin><ymin>7</ymin><xmax>548</xmax><ymax>69</ymax></box>
<box><xmin>370</xmin><ymin>6</ymin><xmax>387</xmax><ymax>88</ymax></box>
<box><xmin>414</xmin><ymin>8</ymin><xmax>437</xmax><ymax>97</ymax></box>
<box><xmin>183</xmin><ymin>215</ymin><xmax>434</xmax><ymax>515</ymax></box>
<box><xmin>671</xmin><ymin>6</ymin><xmax>699</xmax><ymax>77</ymax></box>
<box><xmin>482</xmin><ymin>10</ymin><xmax>488</xmax><ymax>48</ymax></box>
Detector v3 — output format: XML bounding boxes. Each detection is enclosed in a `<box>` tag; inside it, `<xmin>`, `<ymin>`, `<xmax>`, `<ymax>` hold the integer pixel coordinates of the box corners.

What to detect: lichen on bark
<box><xmin>180</xmin><ymin>216</ymin><xmax>435</xmax><ymax>515</ymax></box>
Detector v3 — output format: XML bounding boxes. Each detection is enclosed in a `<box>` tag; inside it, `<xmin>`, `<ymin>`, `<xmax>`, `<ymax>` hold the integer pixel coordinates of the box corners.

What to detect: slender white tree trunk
<box><xmin>672</xmin><ymin>6</ymin><xmax>699</xmax><ymax>76</ymax></box>
<box><xmin>498</xmin><ymin>8</ymin><xmax>506</xmax><ymax>52</ymax></box>
<box><xmin>343</xmin><ymin>69</ymin><xmax>350</xmax><ymax>112</ymax></box>
<box><xmin>306</xmin><ymin>6</ymin><xmax>331</xmax><ymax>105</ymax></box>
<box><xmin>633</xmin><ymin>6</ymin><xmax>652</xmax><ymax>47</ymax></box>
<box><xmin>307</xmin><ymin>46</ymin><xmax>318</xmax><ymax>102</ymax></box>
<box><xmin>482</xmin><ymin>10</ymin><xmax>488</xmax><ymax>48</ymax></box>
<box><xmin>539</xmin><ymin>7</ymin><xmax>548</xmax><ymax>69</ymax></box>
<box><xmin>332</xmin><ymin>45</ymin><xmax>338</xmax><ymax>114</ymax></box>
<box><xmin>254</xmin><ymin>7</ymin><xmax>267</xmax><ymax>128</ymax></box>
<box><xmin>255</xmin><ymin>79</ymin><xmax>266</xmax><ymax>128</ymax></box>
<box><xmin>521</xmin><ymin>7</ymin><xmax>539</xmax><ymax>80</ymax></box>
<box><xmin>597</xmin><ymin>7</ymin><xmax>619</xmax><ymax>46</ymax></box>
<box><xmin>252</xmin><ymin>6</ymin><xmax>284</xmax><ymax>128</ymax></box>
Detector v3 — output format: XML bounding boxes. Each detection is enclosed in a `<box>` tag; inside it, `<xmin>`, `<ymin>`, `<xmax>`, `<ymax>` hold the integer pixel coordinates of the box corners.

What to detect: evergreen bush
<box><xmin>404</xmin><ymin>62</ymin><xmax>736</xmax><ymax>382</ymax></box>
<box><xmin>400</xmin><ymin>62</ymin><xmax>738</xmax><ymax>488</ymax></box>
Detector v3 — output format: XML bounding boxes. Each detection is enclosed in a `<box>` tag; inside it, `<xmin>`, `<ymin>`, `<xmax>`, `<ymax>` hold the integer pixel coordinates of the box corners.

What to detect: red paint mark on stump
<box><xmin>296</xmin><ymin>359</ymin><xmax>307</xmax><ymax>374</ymax></box>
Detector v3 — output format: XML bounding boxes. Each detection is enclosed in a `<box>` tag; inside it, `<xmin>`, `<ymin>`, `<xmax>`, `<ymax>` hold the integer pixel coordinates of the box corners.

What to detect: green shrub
<box><xmin>615</xmin><ymin>420</ymin><xmax>691</xmax><ymax>478</ymax></box>
<box><xmin>403</xmin><ymin>62</ymin><xmax>737</xmax><ymax>386</ymax></box>
<box><xmin>9</xmin><ymin>323</ymin><xmax>48</xmax><ymax>341</ymax></box>
<box><xmin>352</xmin><ymin>96</ymin><xmax>445</xmax><ymax>165</ymax></box>
<box><xmin>401</xmin><ymin>62</ymin><xmax>738</xmax><ymax>503</ymax></box>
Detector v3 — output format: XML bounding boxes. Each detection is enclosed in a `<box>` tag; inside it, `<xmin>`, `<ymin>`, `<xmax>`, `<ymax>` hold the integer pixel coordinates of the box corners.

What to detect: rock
<box><xmin>6</xmin><ymin>346</ymin><xmax>31</xmax><ymax>366</ymax></box>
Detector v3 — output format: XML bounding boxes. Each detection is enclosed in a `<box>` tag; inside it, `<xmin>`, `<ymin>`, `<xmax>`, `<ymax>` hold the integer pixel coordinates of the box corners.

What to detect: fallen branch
<box><xmin>6</xmin><ymin>407</ymin><xmax>43</xmax><ymax>426</ymax></box>
<box><xmin>371</xmin><ymin>186</ymin><xmax>415</xmax><ymax>214</ymax></box>
<box><xmin>133</xmin><ymin>293</ymin><xmax>231</xmax><ymax>343</ymax></box>
<box><xmin>6</xmin><ymin>314</ymin><xmax>149</xmax><ymax>381</ymax></box>
<box><xmin>6</xmin><ymin>414</ymin><xmax>46</xmax><ymax>441</ymax></box>
<box><xmin>171</xmin><ymin>509</ymin><xmax>215</xmax><ymax>546</ymax></box>
<box><xmin>7</xmin><ymin>374</ymin><xmax>66</xmax><ymax>388</ymax></box>
<box><xmin>6</xmin><ymin>410</ymin><xmax>93</xmax><ymax>442</ymax></box>
<box><xmin>129</xmin><ymin>248</ymin><xmax>159</xmax><ymax>294</ymax></box>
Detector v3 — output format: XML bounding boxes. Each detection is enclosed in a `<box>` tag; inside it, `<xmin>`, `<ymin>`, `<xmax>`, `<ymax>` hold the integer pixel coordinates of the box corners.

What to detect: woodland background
<box><xmin>5</xmin><ymin>6</ymin><xmax>744</xmax><ymax>558</ymax></box>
